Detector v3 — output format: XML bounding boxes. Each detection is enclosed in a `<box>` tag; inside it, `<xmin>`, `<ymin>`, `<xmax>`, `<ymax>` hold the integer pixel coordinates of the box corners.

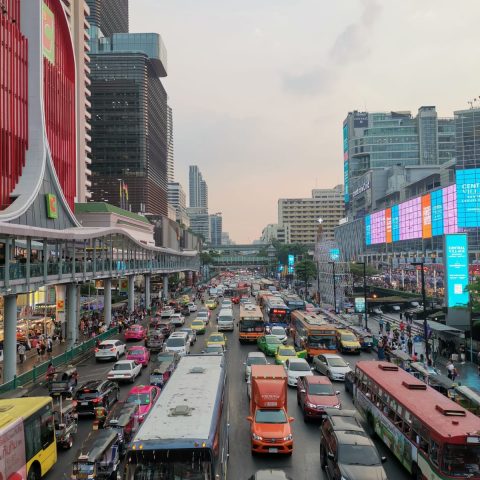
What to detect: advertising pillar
<box><xmin>104</xmin><ymin>278</ymin><xmax>112</xmax><ymax>327</ymax></box>
<box><xmin>3</xmin><ymin>295</ymin><xmax>18</xmax><ymax>382</ymax></box>
<box><xmin>66</xmin><ymin>284</ymin><xmax>78</xmax><ymax>346</ymax></box>
<box><xmin>144</xmin><ymin>274</ymin><xmax>151</xmax><ymax>310</ymax></box>
<box><xmin>128</xmin><ymin>275</ymin><xmax>135</xmax><ymax>313</ymax></box>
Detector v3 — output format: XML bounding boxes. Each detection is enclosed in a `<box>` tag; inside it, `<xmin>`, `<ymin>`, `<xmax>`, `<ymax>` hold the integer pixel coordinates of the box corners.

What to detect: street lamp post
<box><xmin>329</xmin><ymin>261</ymin><xmax>337</xmax><ymax>314</ymax></box>
<box><xmin>411</xmin><ymin>261</ymin><xmax>429</xmax><ymax>363</ymax></box>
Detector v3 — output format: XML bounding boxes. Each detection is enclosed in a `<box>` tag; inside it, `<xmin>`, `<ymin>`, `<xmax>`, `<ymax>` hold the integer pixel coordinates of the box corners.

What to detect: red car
<box><xmin>126</xmin><ymin>346</ymin><xmax>150</xmax><ymax>367</ymax></box>
<box><xmin>126</xmin><ymin>385</ymin><xmax>160</xmax><ymax>423</ymax></box>
<box><xmin>297</xmin><ymin>375</ymin><xmax>341</xmax><ymax>421</ymax></box>
<box><xmin>124</xmin><ymin>325</ymin><xmax>146</xmax><ymax>341</ymax></box>
<box><xmin>231</xmin><ymin>296</ymin><xmax>240</xmax><ymax>304</ymax></box>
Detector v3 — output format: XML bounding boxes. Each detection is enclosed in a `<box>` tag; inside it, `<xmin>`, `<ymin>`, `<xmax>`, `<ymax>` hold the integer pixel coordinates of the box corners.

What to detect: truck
<box><xmin>246</xmin><ymin>365</ymin><xmax>293</xmax><ymax>455</ymax></box>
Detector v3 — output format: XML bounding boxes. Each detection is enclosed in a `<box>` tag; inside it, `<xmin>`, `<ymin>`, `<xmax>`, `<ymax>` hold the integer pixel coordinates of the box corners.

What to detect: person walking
<box><xmin>18</xmin><ymin>343</ymin><xmax>26</xmax><ymax>364</ymax></box>
<box><xmin>378</xmin><ymin>317</ymin><xmax>384</xmax><ymax>334</ymax></box>
<box><xmin>46</xmin><ymin>337</ymin><xmax>53</xmax><ymax>357</ymax></box>
<box><xmin>385</xmin><ymin>320</ymin><xmax>391</xmax><ymax>335</ymax></box>
<box><xmin>377</xmin><ymin>340</ymin><xmax>385</xmax><ymax>361</ymax></box>
<box><xmin>447</xmin><ymin>359</ymin><xmax>455</xmax><ymax>380</ymax></box>
<box><xmin>407</xmin><ymin>335</ymin><xmax>413</xmax><ymax>356</ymax></box>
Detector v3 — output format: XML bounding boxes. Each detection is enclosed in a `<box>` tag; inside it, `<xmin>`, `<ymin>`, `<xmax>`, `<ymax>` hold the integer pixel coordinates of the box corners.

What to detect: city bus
<box><xmin>256</xmin><ymin>291</ymin><xmax>273</xmax><ymax>308</ymax></box>
<box><xmin>282</xmin><ymin>294</ymin><xmax>306</xmax><ymax>313</ymax></box>
<box><xmin>289</xmin><ymin>311</ymin><xmax>338</xmax><ymax>358</ymax></box>
<box><xmin>0</xmin><ymin>396</ymin><xmax>57</xmax><ymax>479</ymax></box>
<box><xmin>125</xmin><ymin>354</ymin><xmax>229</xmax><ymax>480</ymax></box>
<box><xmin>261</xmin><ymin>297</ymin><xmax>289</xmax><ymax>329</ymax></box>
<box><xmin>238</xmin><ymin>304</ymin><xmax>265</xmax><ymax>343</ymax></box>
<box><xmin>354</xmin><ymin>361</ymin><xmax>480</xmax><ymax>479</ymax></box>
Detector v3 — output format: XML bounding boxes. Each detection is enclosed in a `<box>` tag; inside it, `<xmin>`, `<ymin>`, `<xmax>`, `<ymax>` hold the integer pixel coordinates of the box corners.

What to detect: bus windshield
<box><xmin>308</xmin><ymin>335</ymin><xmax>336</xmax><ymax>349</ymax></box>
<box><xmin>442</xmin><ymin>444</ymin><xmax>480</xmax><ymax>477</ymax></box>
<box><xmin>127</xmin><ymin>449</ymin><xmax>213</xmax><ymax>480</ymax></box>
<box><xmin>239</xmin><ymin>319</ymin><xmax>263</xmax><ymax>331</ymax></box>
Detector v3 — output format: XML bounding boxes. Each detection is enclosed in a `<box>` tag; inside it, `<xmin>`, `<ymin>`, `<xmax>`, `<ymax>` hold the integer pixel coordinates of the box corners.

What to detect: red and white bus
<box><xmin>354</xmin><ymin>361</ymin><xmax>480</xmax><ymax>479</ymax></box>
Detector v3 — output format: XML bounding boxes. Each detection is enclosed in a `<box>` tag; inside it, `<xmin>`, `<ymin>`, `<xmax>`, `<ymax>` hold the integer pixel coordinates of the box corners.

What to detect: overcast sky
<box><xmin>130</xmin><ymin>0</ymin><xmax>480</xmax><ymax>243</ymax></box>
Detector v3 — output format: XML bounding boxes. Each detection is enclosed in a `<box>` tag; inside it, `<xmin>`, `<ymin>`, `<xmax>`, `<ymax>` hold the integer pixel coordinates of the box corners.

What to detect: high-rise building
<box><xmin>168</xmin><ymin>182</ymin><xmax>189</xmax><ymax>227</ymax></box>
<box><xmin>186</xmin><ymin>207</ymin><xmax>210</xmax><ymax>242</ymax></box>
<box><xmin>209</xmin><ymin>213</ymin><xmax>222</xmax><ymax>245</ymax></box>
<box><xmin>278</xmin><ymin>186</ymin><xmax>344</xmax><ymax>244</ymax></box>
<box><xmin>167</xmin><ymin>105</ymin><xmax>174</xmax><ymax>183</ymax></box>
<box><xmin>343</xmin><ymin>107</ymin><xmax>455</xmax><ymax>205</ymax></box>
<box><xmin>88</xmin><ymin>33</ymin><xmax>169</xmax><ymax>215</ymax></box>
<box><xmin>85</xmin><ymin>0</ymin><xmax>128</xmax><ymax>38</ymax></box>
<box><xmin>189</xmin><ymin>165</ymin><xmax>208</xmax><ymax>209</ymax></box>
<box><xmin>221</xmin><ymin>232</ymin><xmax>233</xmax><ymax>245</ymax></box>
<box><xmin>61</xmin><ymin>0</ymin><xmax>92</xmax><ymax>202</ymax></box>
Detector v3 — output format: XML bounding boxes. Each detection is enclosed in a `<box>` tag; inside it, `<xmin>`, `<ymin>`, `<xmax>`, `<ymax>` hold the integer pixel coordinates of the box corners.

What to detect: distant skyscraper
<box><xmin>167</xmin><ymin>106</ymin><xmax>174</xmax><ymax>183</ymax></box>
<box><xmin>85</xmin><ymin>0</ymin><xmax>128</xmax><ymax>38</ymax></box>
<box><xmin>189</xmin><ymin>166</ymin><xmax>208</xmax><ymax>209</ymax></box>
<box><xmin>168</xmin><ymin>182</ymin><xmax>189</xmax><ymax>227</ymax></box>
<box><xmin>187</xmin><ymin>207</ymin><xmax>210</xmax><ymax>242</ymax></box>
<box><xmin>209</xmin><ymin>213</ymin><xmax>222</xmax><ymax>245</ymax></box>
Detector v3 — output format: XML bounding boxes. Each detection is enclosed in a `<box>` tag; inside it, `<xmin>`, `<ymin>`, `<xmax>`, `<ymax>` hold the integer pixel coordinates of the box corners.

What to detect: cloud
<box><xmin>282</xmin><ymin>66</ymin><xmax>333</xmax><ymax>96</ymax></box>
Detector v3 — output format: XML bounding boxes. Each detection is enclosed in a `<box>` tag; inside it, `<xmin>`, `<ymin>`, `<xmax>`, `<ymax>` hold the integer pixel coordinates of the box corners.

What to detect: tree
<box><xmin>294</xmin><ymin>259</ymin><xmax>317</xmax><ymax>298</ymax></box>
<box><xmin>349</xmin><ymin>262</ymin><xmax>378</xmax><ymax>287</ymax></box>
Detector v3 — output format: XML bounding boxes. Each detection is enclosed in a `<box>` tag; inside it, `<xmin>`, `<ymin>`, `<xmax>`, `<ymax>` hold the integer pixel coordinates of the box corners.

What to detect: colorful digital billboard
<box><xmin>431</xmin><ymin>189</ymin><xmax>443</xmax><ymax>236</ymax></box>
<box><xmin>343</xmin><ymin>124</ymin><xmax>349</xmax><ymax>204</ymax></box>
<box><xmin>329</xmin><ymin>249</ymin><xmax>340</xmax><ymax>261</ymax></box>
<box><xmin>456</xmin><ymin>168</ymin><xmax>480</xmax><ymax>227</ymax></box>
<box><xmin>421</xmin><ymin>194</ymin><xmax>432</xmax><ymax>239</ymax></box>
<box><xmin>444</xmin><ymin>234</ymin><xmax>469</xmax><ymax>308</ymax></box>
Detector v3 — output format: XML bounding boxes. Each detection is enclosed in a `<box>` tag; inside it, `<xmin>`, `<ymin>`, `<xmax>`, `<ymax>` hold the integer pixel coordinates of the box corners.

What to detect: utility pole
<box><xmin>412</xmin><ymin>261</ymin><xmax>428</xmax><ymax>363</ymax></box>
<box><xmin>329</xmin><ymin>261</ymin><xmax>337</xmax><ymax>314</ymax></box>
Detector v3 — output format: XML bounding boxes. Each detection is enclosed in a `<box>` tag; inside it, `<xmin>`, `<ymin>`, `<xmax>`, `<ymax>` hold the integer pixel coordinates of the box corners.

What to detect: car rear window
<box><xmin>113</xmin><ymin>363</ymin><xmax>132</xmax><ymax>371</ymax></box>
<box><xmin>77</xmin><ymin>391</ymin><xmax>99</xmax><ymax>399</ymax></box>
<box><xmin>98</xmin><ymin>343</ymin><xmax>114</xmax><ymax>349</ymax></box>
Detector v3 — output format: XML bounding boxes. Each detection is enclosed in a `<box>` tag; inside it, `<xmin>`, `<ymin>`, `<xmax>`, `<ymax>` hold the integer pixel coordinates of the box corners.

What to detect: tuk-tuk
<box><xmin>53</xmin><ymin>398</ymin><xmax>78</xmax><ymax>449</ymax></box>
<box><xmin>390</xmin><ymin>350</ymin><xmax>413</xmax><ymax>371</ymax></box>
<box><xmin>454</xmin><ymin>385</ymin><xmax>480</xmax><ymax>416</ymax></box>
<box><xmin>149</xmin><ymin>351</ymin><xmax>180</xmax><ymax>388</ymax></box>
<box><xmin>103</xmin><ymin>402</ymin><xmax>140</xmax><ymax>456</ymax></box>
<box><xmin>349</xmin><ymin>327</ymin><xmax>373</xmax><ymax>352</ymax></box>
<box><xmin>72</xmin><ymin>430</ymin><xmax>121</xmax><ymax>480</ymax></box>
<box><xmin>49</xmin><ymin>365</ymin><xmax>78</xmax><ymax>398</ymax></box>
<box><xmin>144</xmin><ymin>330</ymin><xmax>165</xmax><ymax>352</ymax></box>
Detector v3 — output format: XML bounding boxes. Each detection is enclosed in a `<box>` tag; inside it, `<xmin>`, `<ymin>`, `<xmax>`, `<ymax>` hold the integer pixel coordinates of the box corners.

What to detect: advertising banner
<box><xmin>329</xmin><ymin>249</ymin><xmax>340</xmax><ymax>261</ymax></box>
<box><xmin>0</xmin><ymin>418</ymin><xmax>26</xmax><ymax>479</ymax></box>
<box><xmin>42</xmin><ymin>2</ymin><xmax>55</xmax><ymax>64</ymax></box>
<box><xmin>421</xmin><ymin>194</ymin><xmax>432</xmax><ymax>239</ymax></box>
<box><xmin>391</xmin><ymin>205</ymin><xmax>399</xmax><ymax>242</ymax></box>
<box><xmin>355</xmin><ymin>297</ymin><xmax>365</xmax><ymax>313</ymax></box>
<box><xmin>431</xmin><ymin>189</ymin><xmax>444</xmax><ymax>236</ymax></box>
<box><xmin>385</xmin><ymin>208</ymin><xmax>392</xmax><ymax>244</ymax></box>
<box><xmin>288</xmin><ymin>254</ymin><xmax>295</xmax><ymax>274</ymax></box>
<box><xmin>456</xmin><ymin>168</ymin><xmax>480</xmax><ymax>227</ymax></box>
<box><xmin>365</xmin><ymin>215</ymin><xmax>371</xmax><ymax>246</ymax></box>
<box><xmin>353</xmin><ymin>112</ymin><xmax>368</xmax><ymax>128</ymax></box>
<box><xmin>55</xmin><ymin>284</ymin><xmax>66</xmax><ymax>323</ymax></box>
<box><xmin>343</xmin><ymin>123</ymin><xmax>350</xmax><ymax>203</ymax></box>
<box><xmin>444</xmin><ymin>234</ymin><xmax>470</xmax><ymax>308</ymax></box>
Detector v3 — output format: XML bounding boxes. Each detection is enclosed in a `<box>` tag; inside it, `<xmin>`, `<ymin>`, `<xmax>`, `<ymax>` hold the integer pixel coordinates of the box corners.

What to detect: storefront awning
<box><xmin>414</xmin><ymin>319</ymin><xmax>464</xmax><ymax>336</ymax></box>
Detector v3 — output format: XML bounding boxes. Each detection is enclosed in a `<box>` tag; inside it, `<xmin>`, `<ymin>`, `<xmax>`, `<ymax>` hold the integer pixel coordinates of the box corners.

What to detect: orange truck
<box><xmin>247</xmin><ymin>365</ymin><xmax>294</xmax><ymax>455</ymax></box>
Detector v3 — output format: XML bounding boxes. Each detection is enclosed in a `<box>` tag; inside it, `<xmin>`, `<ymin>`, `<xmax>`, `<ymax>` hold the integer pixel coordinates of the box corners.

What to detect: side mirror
<box><xmin>381</xmin><ymin>456</ymin><xmax>387</xmax><ymax>463</ymax></box>
<box><xmin>300</xmin><ymin>389</ymin><xmax>306</xmax><ymax>394</ymax></box>
<box><xmin>288</xmin><ymin>417</ymin><xmax>295</xmax><ymax>423</ymax></box>
<box><xmin>246</xmin><ymin>416</ymin><xmax>253</xmax><ymax>422</ymax></box>
<box><xmin>310</xmin><ymin>367</ymin><xmax>314</xmax><ymax>371</ymax></box>
<box><xmin>201</xmin><ymin>350</ymin><xmax>205</xmax><ymax>354</ymax></box>
<box><xmin>327</xmin><ymin>452</ymin><xmax>335</xmax><ymax>460</ymax></box>
<box><xmin>346</xmin><ymin>362</ymin><xmax>350</xmax><ymax>366</ymax></box>
<box><xmin>335</xmin><ymin>391</ymin><xmax>341</xmax><ymax>395</ymax></box>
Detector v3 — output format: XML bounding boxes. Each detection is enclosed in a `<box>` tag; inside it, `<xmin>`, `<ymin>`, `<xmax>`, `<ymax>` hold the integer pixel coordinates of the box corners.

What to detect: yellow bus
<box><xmin>0</xmin><ymin>396</ymin><xmax>57</xmax><ymax>479</ymax></box>
<box><xmin>239</xmin><ymin>304</ymin><xmax>265</xmax><ymax>343</ymax></box>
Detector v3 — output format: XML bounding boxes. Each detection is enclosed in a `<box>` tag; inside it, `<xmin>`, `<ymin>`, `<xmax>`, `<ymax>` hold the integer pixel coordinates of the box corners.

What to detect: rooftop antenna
<box><xmin>468</xmin><ymin>100</ymin><xmax>474</xmax><ymax>109</ymax></box>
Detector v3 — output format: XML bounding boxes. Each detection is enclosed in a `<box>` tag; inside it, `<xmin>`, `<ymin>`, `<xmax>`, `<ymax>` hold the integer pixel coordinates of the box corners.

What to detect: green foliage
<box><xmin>273</xmin><ymin>242</ymin><xmax>308</xmax><ymax>264</ymax></box>
<box><xmin>466</xmin><ymin>278</ymin><xmax>480</xmax><ymax>314</ymax></box>
<box><xmin>294</xmin><ymin>259</ymin><xmax>317</xmax><ymax>283</ymax></box>
<box><xmin>349</xmin><ymin>262</ymin><xmax>379</xmax><ymax>279</ymax></box>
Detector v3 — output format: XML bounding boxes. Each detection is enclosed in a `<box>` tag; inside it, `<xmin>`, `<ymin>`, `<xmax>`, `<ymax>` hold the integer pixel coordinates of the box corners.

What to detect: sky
<box><xmin>130</xmin><ymin>0</ymin><xmax>480</xmax><ymax>244</ymax></box>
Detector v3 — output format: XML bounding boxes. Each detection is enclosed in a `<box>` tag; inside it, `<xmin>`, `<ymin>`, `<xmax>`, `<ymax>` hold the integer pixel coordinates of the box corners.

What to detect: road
<box><xmin>43</xmin><ymin>300</ymin><xmax>410</xmax><ymax>479</ymax></box>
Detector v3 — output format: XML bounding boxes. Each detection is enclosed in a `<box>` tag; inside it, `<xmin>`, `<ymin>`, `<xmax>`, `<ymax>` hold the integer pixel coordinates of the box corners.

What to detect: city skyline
<box><xmin>130</xmin><ymin>0</ymin><xmax>480</xmax><ymax>243</ymax></box>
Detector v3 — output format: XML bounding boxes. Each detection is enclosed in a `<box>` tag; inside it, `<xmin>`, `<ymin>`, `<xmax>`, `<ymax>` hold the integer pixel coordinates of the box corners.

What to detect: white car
<box><xmin>221</xmin><ymin>299</ymin><xmax>233</xmax><ymax>309</ymax></box>
<box><xmin>196</xmin><ymin>310</ymin><xmax>210</xmax><ymax>325</ymax></box>
<box><xmin>164</xmin><ymin>332</ymin><xmax>190</xmax><ymax>356</ymax></box>
<box><xmin>244</xmin><ymin>351</ymin><xmax>268</xmax><ymax>382</ymax></box>
<box><xmin>170</xmin><ymin>313</ymin><xmax>185</xmax><ymax>327</ymax></box>
<box><xmin>107</xmin><ymin>360</ymin><xmax>142</xmax><ymax>383</ymax></box>
<box><xmin>95</xmin><ymin>340</ymin><xmax>126</xmax><ymax>361</ymax></box>
<box><xmin>268</xmin><ymin>326</ymin><xmax>288</xmax><ymax>344</ymax></box>
<box><xmin>188</xmin><ymin>303</ymin><xmax>198</xmax><ymax>312</ymax></box>
<box><xmin>284</xmin><ymin>358</ymin><xmax>313</xmax><ymax>387</ymax></box>
<box><xmin>312</xmin><ymin>353</ymin><xmax>351</xmax><ymax>381</ymax></box>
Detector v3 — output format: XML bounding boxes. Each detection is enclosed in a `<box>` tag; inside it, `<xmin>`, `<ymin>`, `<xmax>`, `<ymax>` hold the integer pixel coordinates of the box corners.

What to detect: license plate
<box><xmin>268</xmin><ymin>448</ymin><xmax>278</xmax><ymax>453</ymax></box>
<box><xmin>81</xmin><ymin>402</ymin><xmax>88</xmax><ymax>406</ymax></box>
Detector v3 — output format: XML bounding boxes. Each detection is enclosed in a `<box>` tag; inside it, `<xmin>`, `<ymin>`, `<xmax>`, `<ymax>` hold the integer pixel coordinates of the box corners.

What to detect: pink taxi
<box><xmin>126</xmin><ymin>385</ymin><xmax>160</xmax><ymax>422</ymax></box>
<box><xmin>126</xmin><ymin>345</ymin><xmax>150</xmax><ymax>367</ymax></box>
<box><xmin>124</xmin><ymin>324</ymin><xmax>146</xmax><ymax>341</ymax></box>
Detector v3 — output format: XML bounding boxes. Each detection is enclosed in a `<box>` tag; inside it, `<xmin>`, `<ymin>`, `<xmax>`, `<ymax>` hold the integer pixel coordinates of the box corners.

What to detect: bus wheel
<box><xmin>27</xmin><ymin>465</ymin><xmax>40</xmax><ymax>480</ymax></box>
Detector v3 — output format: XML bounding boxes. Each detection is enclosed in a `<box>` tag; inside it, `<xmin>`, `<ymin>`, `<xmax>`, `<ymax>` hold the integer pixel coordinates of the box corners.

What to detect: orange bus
<box><xmin>256</xmin><ymin>292</ymin><xmax>273</xmax><ymax>308</ymax></box>
<box><xmin>354</xmin><ymin>361</ymin><xmax>480</xmax><ymax>480</ymax></box>
<box><xmin>238</xmin><ymin>304</ymin><xmax>265</xmax><ymax>343</ymax></box>
<box><xmin>289</xmin><ymin>311</ymin><xmax>338</xmax><ymax>358</ymax></box>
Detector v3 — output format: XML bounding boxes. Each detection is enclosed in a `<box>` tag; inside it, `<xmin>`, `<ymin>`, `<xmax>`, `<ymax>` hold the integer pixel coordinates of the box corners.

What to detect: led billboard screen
<box><xmin>343</xmin><ymin>124</ymin><xmax>349</xmax><ymax>203</ymax></box>
<box><xmin>421</xmin><ymin>194</ymin><xmax>432</xmax><ymax>239</ymax></box>
<box><xmin>431</xmin><ymin>189</ymin><xmax>443</xmax><ymax>236</ymax></box>
<box><xmin>444</xmin><ymin>234</ymin><xmax>469</xmax><ymax>308</ymax></box>
<box><xmin>456</xmin><ymin>168</ymin><xmax>480</xmax><ymax>227</ymax></box>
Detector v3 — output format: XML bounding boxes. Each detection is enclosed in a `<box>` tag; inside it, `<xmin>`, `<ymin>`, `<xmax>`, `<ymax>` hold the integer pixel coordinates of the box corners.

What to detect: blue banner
<box><xmin>456</xmin><ymin>168</ymin><xmax>480</xmax><ymax>227</ymax></box>
<box><xmin>444</xmin><ymin>234</ymin><xmax>469</xmax><ymax>308</ymax></box>
<box><xmin>431</xmin><ymin>189</ymin><xmax>444</xmax><ymax>236</ymax></box>
<box><xmin>329</xmin><ymin>249</ymin><xmax>340</xmax><ymax>261</ymax></box>
<box><xmin>365</xmin><ymin>215</ymin><xmax>371</xmax><ymax>245</ymax></box>
<box><xmin>391</xmin><ymin>205</ymin><xmax>400</xmax><ymax>242</ymax></box>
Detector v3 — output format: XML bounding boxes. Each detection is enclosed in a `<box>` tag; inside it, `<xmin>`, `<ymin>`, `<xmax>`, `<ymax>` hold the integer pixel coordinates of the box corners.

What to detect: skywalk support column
<box><xmin>66</xmin><ymin>284</ymin><xmax>78</xmax><ymax>346</ymax></box>
<box><xmin>3</xmin><ymin>295</ymin><xmax>18</xmax><ymax>383</ymax></box>
<box><xmin>144</xmin><ymin>274</ymin><xmax>151</xmax><ymax>310</ymax></box>
<box><xmin>163</xmin><ymin>274</ymin><xmax>169</xmax><ymax>302</ymax></box>
<box><xmin>128</xmin><ymin>275</ymin><xmax>135</xmax><ymax>313</ymax></box>
<box><xmin>104</xmin><ymin>278</ymin><xmax>112</xmax><ymax>327</ymax></box>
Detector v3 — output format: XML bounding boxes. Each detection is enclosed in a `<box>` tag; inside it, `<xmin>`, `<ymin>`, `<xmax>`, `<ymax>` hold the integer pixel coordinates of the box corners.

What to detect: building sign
<box><xmin>456</xmin><ymin>168</ymin><xmax>480</xmax><ymax>227</ymax></box>
<box><xmin>353</xmin><ymin>112</ymin><xmax>368</xmax><ymax>128</ymax></box>
<box><xmin>119</xmin><ymin>278</ymin><xmax>128</xmax><ymax>292</ymax></box>
<box><xmin>288</xmin><ymin>254</ymin><xmax>295</xmax><ymax>274</ymax></box>
<box><xmin>351</xmin><ymin>178</ymin><xmax>371</xmax><ymax>198</ymax></box>
<box><xmin>421</xmin><ymin>193</ymin><xmax>432</xmax><ymax>239</ymax></box>
<box><xmin>343</xmin><ymin>123</ymin><xmax>350</xmax><ymax>203</ymax></box>
<box><xmin>355</xmin><ymin>297</ymin><xmax>365</xmax><ymax>313</ymax></box>
<box><xmin>444</xmin><ymin>234</ymin><xmax>469</xmax><ymax>308</ymax></box>
<box><xmin>56</xmin><ymin>299</ymin><xmax>64</xmax><ymax>313</ymax></box>
<box><xmin>45</xmin><ymin>193</ymin><xmax>58</xmax><ymax>219</ymax></box>
<box><xmin>42</xmin><ymin>2</ymin><xmax>55</xmax><ymax>64</ymax></box>
<box><xmin>329</xmin><ymin>249</ymin><xmax>340</xmax><ymax>261</ymax></box>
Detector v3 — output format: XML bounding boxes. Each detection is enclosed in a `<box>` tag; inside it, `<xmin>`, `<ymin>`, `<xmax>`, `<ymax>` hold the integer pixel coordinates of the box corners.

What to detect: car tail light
<box><xmin>110</xmin><ymin>348</ymin><xmax>116</xmax><ymax>352</ymax></box>
<box><xmin>92</xmin><ymin>397</ymin><xmax>101</xmax><ymax>404</ymax></box>
<box><xmin>94</xmin><ymin>348</ymin><xmax>99</xmax><ymax>352</ymax></box>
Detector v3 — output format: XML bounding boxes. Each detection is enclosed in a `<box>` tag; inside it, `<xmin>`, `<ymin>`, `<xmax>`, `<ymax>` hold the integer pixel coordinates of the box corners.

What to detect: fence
<box><xmin>0</xmin><ymin>326</ymin><xmax>118</xmax><ymax>395</ymax></box>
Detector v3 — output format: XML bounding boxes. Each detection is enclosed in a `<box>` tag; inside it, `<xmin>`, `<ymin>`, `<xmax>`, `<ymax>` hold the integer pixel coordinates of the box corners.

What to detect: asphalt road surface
<box><xmin>42</xmin><ymin>300</ymin><xmax>410</xmax><ymax>480</ymax></box>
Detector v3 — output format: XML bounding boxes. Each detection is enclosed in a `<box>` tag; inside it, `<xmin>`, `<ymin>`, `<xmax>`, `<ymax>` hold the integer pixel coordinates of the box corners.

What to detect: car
<box><xmin>244</xmin><ymin>351</ymin><xmax>268</xmax><ymax>382</ymax></box>
<box><xmin>231</xmin><ymin>296</ymin><xmax>240</xmax><ymax>304</ymax></box>
<box><xmin>371</xmin><ymin>307</ymin><xmax>383</xmax><ymax>315</ymax></box>
<box><xmin>297</xmin><ymin>376</ymin><xmax>341</xmax><ymax>421</ymax></box>
<box><xmin>107</xmin><ymin>360</ymin><xmax>142</xmax><ymax>383</ymax></box>
<box><xmin>197</xmin><ymin>309</ymin><xmax>210</xmax><ymax>324</ymax></box>
<box><xmin>206</xmin><ymin>332</ymin><xmax>227</xmax><ymax>349</ymax></box>
<box><xmin>336</xmin><ymin>329</ymin><xmax>361</xmax><ymax>354</ymax></box>
<box><xmin>313</xmin><ymin>354</ymin><xmax>352</xmax><ymax>381</ymax></box>
<box><xmin>275</xmin><ymin>345</ymin><xmax>298</xmax><ymax>365</ymax></box>
<box><xmin>95</xmin><ymin>340</ymin><xmax>126</xmax><ymax>361</ymax></box>
<box><xmin>74</xmin><ymin>379</ymin><xmax>119</xmax><ymax>415</ymax></box>
<box><xmin>203</xmin><ymin>344</ymin><xmax>225</xmax><ymax>355</ymax></box>
<box><xmin>124</xmin><ymin>324</ymin><xmax>146</xmax><ymax>341</ymax></box>
<box><xmin>240</xmin><ymin>297</ymin><xmax>252</xmax><ymax>305</ymax></box>
<box><xmin>160</xmin><ymin>307</ymin><xmax>174</xmax><ymax>319</ymax></box>
<box><xmin>247</xmin><ymin>470</ymin><xmax>293</xmax><ymax>480</ymax></box>
<box><xmin>179</xmin><ymin>327</ymin><xmax>197</xmax><ymax>346</ymax></box>
<box><xmin>126</xmin><ymin>384</ymin><xmax>160</xmax><ymax>423</ymax></box>
<box><xmin>188</xmin><ymin>302</ymin><xmax>198</xmax><ymax>312</ymax></box>
<box><xmin>268</xmin><ymin>326</ymin><xmax>287</xmax><ymax>344</ymax></box>
<box><xmin>221</xmin><ymin>299</ymin><xmax>233</xmax><ymax>309</ymax></box>
<box><xmin>284</xmin><ymin>358</ymin><xmax>313</xmax><ymax>387</ymax></box>
<box><xmin>257</xmin><ymin>335</ymin><xmax>283</xmax><ymax>356</ymax></box>
<box><xmin>126</xmin><ymin>345</ymin><xmax>150</xmax><ymax>367</ymax></box>
<box><xmin>180</xmin><ymin>305</ymin><xmax>191</xmax><ymax>317</ymax></box>
<box><xmin>320</xmin><ymin>410</ymin><xmax>387</xmax><ymax>480</ymax></box>
<box><xmin>205</xmin><ymin>298</ymin><xmax>218</xmax><ymax>310</ymax></box>
<box><xmin>164</xmin><ymin>332</ymin><xmax>190</xmax><ymax>355</ymax></box>
<box><xmin>170</xmin><ymin>313</ymin><xmax>185</xmax><ymax>327</ymax></box>
<box><xmin>150</xmin><ymin>352</ymin><xmax>181</xmax><ymax>387</ymax></box>
<box><xmin>190</xmin><ymin>319</ymin><xmax>206</xmax><ymax>335</ymax></box>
